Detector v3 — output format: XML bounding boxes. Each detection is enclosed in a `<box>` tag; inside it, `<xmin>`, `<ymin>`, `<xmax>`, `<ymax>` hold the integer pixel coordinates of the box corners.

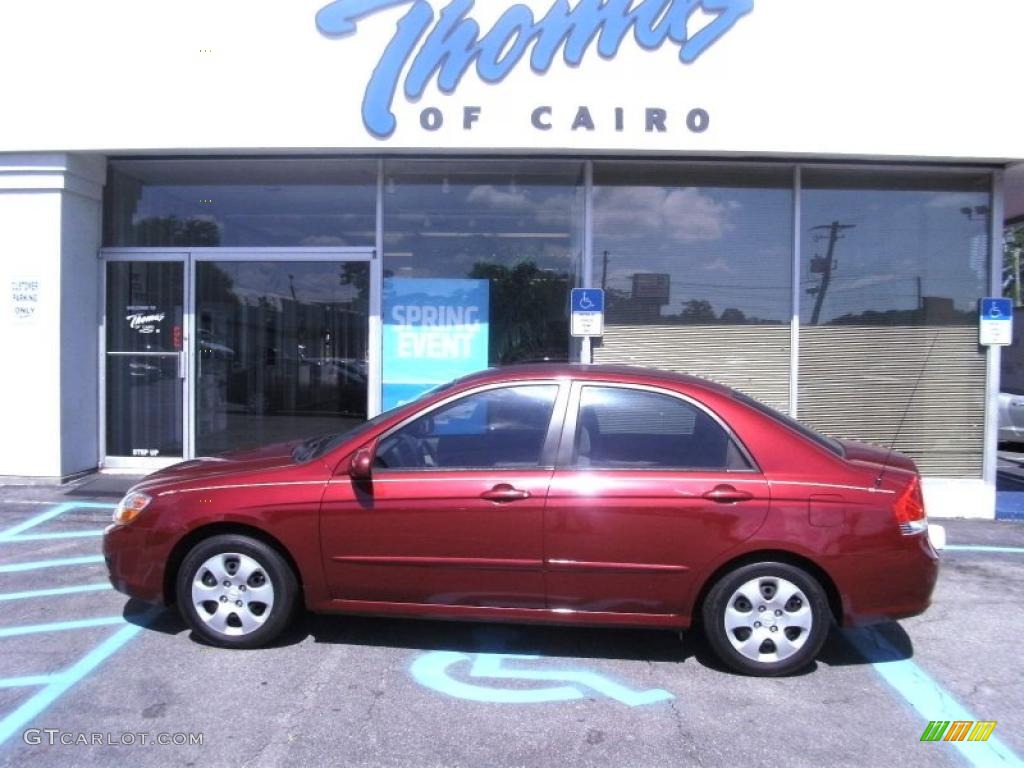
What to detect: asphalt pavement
<box><xmin>0</xmin><ymin>480</ymin><xmax>1021</xmax><ymax>768</ymax></box>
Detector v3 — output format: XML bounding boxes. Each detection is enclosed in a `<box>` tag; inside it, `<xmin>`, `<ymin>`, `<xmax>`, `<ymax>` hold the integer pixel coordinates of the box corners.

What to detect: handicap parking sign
<box><xmin>979</xmin><ymin>298</ymin><xmax>1013</xmax><ymax>346</ymax></box>
<box><xmin>570</xmin><ymin>288</ymin><xmax>605</xmax><ymax>338</ymax></box>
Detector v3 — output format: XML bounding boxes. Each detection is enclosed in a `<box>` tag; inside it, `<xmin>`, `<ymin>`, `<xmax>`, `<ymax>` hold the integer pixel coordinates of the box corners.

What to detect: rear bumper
<box><xmin>829</xmin><ymin>534</ymin><xmax>940</xmax><ymax>627</ymax></box>
<box><xmin>102</xmin><ymin>523</ymin><xmax>168</xmax><ymax>605</ymax></box>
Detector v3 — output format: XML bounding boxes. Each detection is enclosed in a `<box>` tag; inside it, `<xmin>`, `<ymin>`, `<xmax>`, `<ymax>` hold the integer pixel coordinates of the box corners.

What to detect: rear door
<box><xmin>544</xmin><ymin>382</ymin><xmax>770</xmax><ymax>616</ymax></box>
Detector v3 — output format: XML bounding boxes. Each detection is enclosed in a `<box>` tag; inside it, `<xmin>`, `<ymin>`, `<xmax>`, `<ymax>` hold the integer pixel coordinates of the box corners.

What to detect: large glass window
<box><xmin>195</xmin><ymin>261</ymin><xmax>369</xmax><ymax>455</ymax></box>
<box><xmin>105</xmin><ymin>159</ymin><xmax>377</xmax><ymax>247</ymax></box>
<box><xmin>798</xmin><ymin>170</ymin><xmax>991</xmax><ymax>477</ymax></box>
<box><xmin>382</xmin><ymin>160</ymin><xmax>584</xmax><ymax>365</ymax></box>
<box><xmin>591</xmin><ymin>163</ymin><xmax>794</xmax><ymax>412</ymax></box>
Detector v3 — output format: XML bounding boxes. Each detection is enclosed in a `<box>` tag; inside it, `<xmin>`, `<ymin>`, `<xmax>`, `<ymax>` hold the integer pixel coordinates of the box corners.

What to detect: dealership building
<box><xmin>1</xmin><ymin>0</ymin><xmax>1022</xmax><ymax>518</ymax></box>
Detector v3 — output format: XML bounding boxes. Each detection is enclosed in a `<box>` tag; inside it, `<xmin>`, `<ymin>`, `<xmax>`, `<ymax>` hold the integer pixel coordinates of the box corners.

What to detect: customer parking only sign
<box><xmin>383</xmin><ymin>278</ymin><xmax>489</xmax><ymax>410</ymax></box>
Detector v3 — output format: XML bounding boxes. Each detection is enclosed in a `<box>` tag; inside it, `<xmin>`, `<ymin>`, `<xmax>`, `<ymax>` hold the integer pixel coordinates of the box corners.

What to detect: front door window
<box><xmin>375</xmin><ymin>385</ymin><xmax>559</xmax><ymax>470</ymax></box>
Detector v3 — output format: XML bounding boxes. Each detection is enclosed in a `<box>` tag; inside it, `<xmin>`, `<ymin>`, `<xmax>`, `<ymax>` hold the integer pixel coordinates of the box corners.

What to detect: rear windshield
<box><xmin>731</xmin><ymin>392</ymin><xmax>845</xmax><ymax>457</ymax></box>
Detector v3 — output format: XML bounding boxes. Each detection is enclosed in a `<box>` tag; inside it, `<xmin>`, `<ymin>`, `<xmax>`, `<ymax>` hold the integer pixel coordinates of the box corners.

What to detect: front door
<box><xmin>319</xmin><ymin>382</ymin><xmax>566</xmax><ymax>609</ymax></box>
<box><xmin>545</xmin><ymin>383</ymin><xmax>771</xmax><ymax>616</ymax></box>
<box><xmin>104</xmin><ymin>259</ymin><xmax>186</xmax><ymax>467</ymax></box>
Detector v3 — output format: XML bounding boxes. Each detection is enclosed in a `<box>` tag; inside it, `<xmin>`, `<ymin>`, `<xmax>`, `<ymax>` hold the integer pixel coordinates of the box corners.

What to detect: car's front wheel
<box><xmin>702</xmin><ymin>561</ymin><xmax>831</xmax><ymax>676</ymax></box>
<box><xmin>176</xmin><ymin>534</ymin><xmax>298</xmax><ymax>649</ymax></box>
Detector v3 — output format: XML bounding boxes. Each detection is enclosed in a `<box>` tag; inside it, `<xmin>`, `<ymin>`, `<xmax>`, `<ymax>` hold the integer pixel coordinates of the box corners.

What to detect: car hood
<box><xmin>131</xmin><ymin>441</ymin><xmax>302</xmax><ymax>491</ymax></box>
<box><xmin>837</xmin><ymin>438</ymin><xmax>918</xmax><ymax>473</ymax></box>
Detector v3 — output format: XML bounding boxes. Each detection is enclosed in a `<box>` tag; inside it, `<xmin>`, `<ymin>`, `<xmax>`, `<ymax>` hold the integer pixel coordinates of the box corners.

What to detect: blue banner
<box><xmin>382</xmin><ymin>278</ymin><xmax>490</xmax><ymax>410</ymax></box>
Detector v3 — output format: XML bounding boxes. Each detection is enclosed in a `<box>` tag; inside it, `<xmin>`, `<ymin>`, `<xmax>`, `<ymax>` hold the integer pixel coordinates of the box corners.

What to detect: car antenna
<box><xmin>874</xmin><ymin>331</ymin><xmax>941</xmax><ymax>488</ymax></box>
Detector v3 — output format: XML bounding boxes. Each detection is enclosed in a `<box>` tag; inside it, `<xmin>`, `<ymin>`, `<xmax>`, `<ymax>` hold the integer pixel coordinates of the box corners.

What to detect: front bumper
<box><xmin>103</xmin><ymin>522</ymin><xmax>168</xmax><ymax>605</ymax></box>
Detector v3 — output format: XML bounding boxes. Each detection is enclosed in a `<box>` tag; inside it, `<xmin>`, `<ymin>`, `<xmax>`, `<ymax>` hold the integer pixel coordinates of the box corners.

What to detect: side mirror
<box><xmin>348</xmin><ymin>446</ymin><xmax>374</xmax><ymax>481</ymax></box>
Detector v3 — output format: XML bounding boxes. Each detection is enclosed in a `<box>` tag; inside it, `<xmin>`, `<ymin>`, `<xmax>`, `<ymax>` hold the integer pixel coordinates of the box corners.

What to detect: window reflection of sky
<box><xmin>383</xmin><ymin>177</ymin><xmax>582</xmax><ymax>278</ymax></box>
<box><xmin>207</xmin><ymin>262</ymin><xmax>363</xmax><ymax>307</ymax></box>
<box><xmin>800</xmin><ymin>189</ymin><xmax>989</xmax><ymax>324</ymax></box>
<box><xmin>594</xmin><ymin>185</ymin><xmax>791</xmax><ymax>324</ymax></box>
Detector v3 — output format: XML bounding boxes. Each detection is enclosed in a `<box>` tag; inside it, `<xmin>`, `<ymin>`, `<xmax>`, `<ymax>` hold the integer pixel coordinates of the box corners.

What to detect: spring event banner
<box><xmin>382</xmin><ymin>277</ymin><xmax>490</xmax><ymax>410</ymax></box>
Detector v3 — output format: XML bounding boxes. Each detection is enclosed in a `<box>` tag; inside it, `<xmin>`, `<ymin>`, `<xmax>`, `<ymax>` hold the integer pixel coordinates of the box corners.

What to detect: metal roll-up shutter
<box><xmin>797</xmin><ymin>326</ymin><xmax>985</xmax><ymax>478</ymax></box>
<box><xmin>593</xmin><ymin>324</ymin><xmax>791</xmax><ymax>414</ymax></box>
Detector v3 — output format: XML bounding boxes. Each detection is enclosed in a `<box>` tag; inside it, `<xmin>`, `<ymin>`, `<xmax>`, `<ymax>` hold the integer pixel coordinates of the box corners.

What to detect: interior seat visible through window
<box><xmin>572</xmin><ymin>386</ymin><xmax>750</xmax><ymax>471</ymax></box>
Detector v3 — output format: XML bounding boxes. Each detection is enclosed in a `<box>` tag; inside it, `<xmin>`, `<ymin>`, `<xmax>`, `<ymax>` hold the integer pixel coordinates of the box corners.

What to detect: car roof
<box><xmin>453</xmin><ymin>363</ymin><xmax>736</xmax><ymax>397</ymax></box>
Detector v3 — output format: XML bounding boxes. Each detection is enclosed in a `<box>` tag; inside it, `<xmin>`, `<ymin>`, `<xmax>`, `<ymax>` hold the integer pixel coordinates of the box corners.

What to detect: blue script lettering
<box><xmin>316</xmin><ymin>0</ymin><xmax>754</xmax><ymax>138</ymax></box>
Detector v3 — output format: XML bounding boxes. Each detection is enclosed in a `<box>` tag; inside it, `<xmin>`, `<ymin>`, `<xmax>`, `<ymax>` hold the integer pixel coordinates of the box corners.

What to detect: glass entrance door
<box><xmin>105</xmin><ymin>260</ymin><xmax>186</xmax><ymax>462</ymax></box>
<box><xmin>193</xmin><ymin>259</ymin><xmax>370</xmax><ymax>455</ymax></box>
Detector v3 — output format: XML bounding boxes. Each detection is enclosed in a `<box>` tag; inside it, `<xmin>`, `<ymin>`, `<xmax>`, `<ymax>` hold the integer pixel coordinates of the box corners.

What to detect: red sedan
<box><xmin>104</xmin><ymin>364</ymin><xmax>939</xmax><ymax>676</ymax></box>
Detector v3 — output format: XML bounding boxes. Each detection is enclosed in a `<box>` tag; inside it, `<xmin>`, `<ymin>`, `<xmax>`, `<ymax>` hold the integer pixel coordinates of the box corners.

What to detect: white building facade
<box><xmin>1</xmin><ymin>0</ymin><xmax>1022</xmax><ymax>518</ymax></box>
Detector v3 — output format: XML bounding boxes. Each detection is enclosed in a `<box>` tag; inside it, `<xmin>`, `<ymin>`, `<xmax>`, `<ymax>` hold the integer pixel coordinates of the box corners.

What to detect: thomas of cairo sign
<box><xmin>316</xmin><ymin>0</ymin><xmax>753</xmax><ymax>138</ymax></box>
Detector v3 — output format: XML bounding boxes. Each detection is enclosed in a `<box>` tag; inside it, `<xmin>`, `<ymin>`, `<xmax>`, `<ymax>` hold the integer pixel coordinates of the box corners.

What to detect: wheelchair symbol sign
<box><xmin>980</xmin><ymin>298</ymin><xmax>1013</xmax><ymax>346</ymax></box>
<box><xmin>410</xmin><ymin>651</ymin><xmax>674</xmax><ymax>706</ymax></box>
<box><xmin>571</xmin><ymin>289</ymin><xmax>604</xmax><ymax>313</ymax></box>
<box><xmin>570</xmin><ymin>289</ymin><xmax>605</xmax><ymax>337</ymax></box>
<box><xmin>982</xmin><ymin>298</ymin><xmax>1010</xmax><ymax>320</ymax></box>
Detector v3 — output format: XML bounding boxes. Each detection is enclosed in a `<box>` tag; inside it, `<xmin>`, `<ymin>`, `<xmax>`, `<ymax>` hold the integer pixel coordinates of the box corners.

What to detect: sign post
<box><xmin>979</xmin><ymin>298</ymin><xmax>1013</xmax><ymax>346</ymax></box>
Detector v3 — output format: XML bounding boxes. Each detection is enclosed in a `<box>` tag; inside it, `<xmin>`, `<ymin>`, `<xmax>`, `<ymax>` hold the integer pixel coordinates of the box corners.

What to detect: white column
<box><xmin>0</xmin><ymin>153</ymin><xmax>106</xmax><ymax>480</ymax></box>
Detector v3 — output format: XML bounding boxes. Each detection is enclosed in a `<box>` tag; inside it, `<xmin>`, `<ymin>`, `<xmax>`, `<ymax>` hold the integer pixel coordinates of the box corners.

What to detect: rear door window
<box><xmin>570</xmin><ymin>386</ymin><xmax>751</xmax><ymax>471</ymax></box>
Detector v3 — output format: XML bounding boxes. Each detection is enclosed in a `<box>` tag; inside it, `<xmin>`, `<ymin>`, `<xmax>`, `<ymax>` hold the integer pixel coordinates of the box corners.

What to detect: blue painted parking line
<box><xmin>0</xmin><ymin>612</ymin><xmax>156</xmax><ymax>747</ymax></box>
<box><xmin>5</xmin><ymin>530</ymin><xmax>106</xmax><ymax>542</ymax></box>
<box><xmin>0</xmin><ymin>675</ymin><xmax>58</xmax><ymax>689</ymax></box>
<box><xmin>846</xmin><ymin>628</ymin><xmax>1023</xmax><ymax>768</ymax></box>
<box><xmin>944</xmin><ymin>545</ymin><xmax>1024</xmax><ymax>554</ymax></box>
<box><xmin>0</xmin><ymin>555</ymin><xmax>105</xmax><ymax>573</ymax></box>
<box><xmin>0</xmin><ymin>501</ymin><xmax>155</xmax><ymax>749</ymax></box>
<box><xmin>0</xmin><ymin>616</ymin><xmax>126</xmax><ymax>639</ymax></box>
<box><xmin>0</xmin><ymin>583</ymin><xmax>111</xmax><ymax>602</ymax></box>
<box><xmin>0</xmin><ymin>502</ymin><xmax>113</xmax><ymax>542</ymax></box>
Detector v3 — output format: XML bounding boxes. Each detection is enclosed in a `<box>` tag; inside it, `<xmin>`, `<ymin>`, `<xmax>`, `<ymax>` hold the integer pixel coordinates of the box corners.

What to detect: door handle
<box><xmin>702</xmin><ymin>484</ymin><xmax>754</xmax><ymax>503</ymax></box>
<box><xmin>480</xmin><ymin>484</ymin><xmax>530</xmax><ymax>502</ymax></box>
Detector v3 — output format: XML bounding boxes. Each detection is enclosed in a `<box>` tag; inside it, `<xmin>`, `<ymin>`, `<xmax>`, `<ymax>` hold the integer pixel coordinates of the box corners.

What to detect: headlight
<box><xmin>113</xmin><ymin>492</ymin><xmax>152</xmax><ymax>525</ymax></box>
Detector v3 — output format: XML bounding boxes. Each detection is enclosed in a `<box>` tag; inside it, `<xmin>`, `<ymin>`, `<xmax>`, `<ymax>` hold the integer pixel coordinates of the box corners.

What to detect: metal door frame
<box><xmin>99</xmin><ymin>247</ymin><xmax>377</xmax><ymax>468</ymax></box>
<box><xmin>98</xmin><ymin>250</ymin><xmax>190</xmax><ymax>471</ymax></box>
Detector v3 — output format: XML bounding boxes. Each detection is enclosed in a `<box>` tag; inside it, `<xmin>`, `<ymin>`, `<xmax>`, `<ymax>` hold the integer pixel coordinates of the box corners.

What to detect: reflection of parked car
<box><xmin>228</xmin><ymin>351</ymin><xmax>367</xmax><ymax>417</ymax></box>
<box><xmin>306</xmin><ymin>357</ymin><xmax>368</xmax><ymax>383</ymax></box>
<box><xmin>998</xmin><ymin>391</ymin><xmax>1024</xmax><ymax>445</ymax></box>
<box><xmin>106</xmin><ymin>364</ymin><xmax>939</xmax><ymax>677</ymax></box>
<box><xmin>128</xmin><ymin>361</ymin><xmax>160</xmax><ymax>378</ymax></box>
<box><xmin>197</xmin><ymin>329</ymin><xmax>235</xmax><ymax>360</ymax></box>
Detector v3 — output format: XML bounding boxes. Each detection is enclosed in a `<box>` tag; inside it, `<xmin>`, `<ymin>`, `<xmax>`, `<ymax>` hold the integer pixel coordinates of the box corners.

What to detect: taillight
<box><xmin>893</xmin><ymin>475</ymin><xmax>927</xmax><ymax>535</ymax></box>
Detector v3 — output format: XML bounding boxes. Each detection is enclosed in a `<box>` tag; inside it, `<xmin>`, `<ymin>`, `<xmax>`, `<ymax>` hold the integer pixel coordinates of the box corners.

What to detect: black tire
<box><xmin>701</xmin><ymin>561</ymin><xmax>831</xmax><ymax>676</ymax></box>
<box><xmin>175</xmin><ymin>534</ymin><xmax>298</xmax><ymax>649</ymax></box>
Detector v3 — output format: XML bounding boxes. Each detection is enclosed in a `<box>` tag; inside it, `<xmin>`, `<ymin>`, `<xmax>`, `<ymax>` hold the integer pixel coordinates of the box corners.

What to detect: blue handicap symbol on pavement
<box><xmin>410</xmin><ymin>651</ymin><xmax>674</xmax><ymax>706</ymax></box>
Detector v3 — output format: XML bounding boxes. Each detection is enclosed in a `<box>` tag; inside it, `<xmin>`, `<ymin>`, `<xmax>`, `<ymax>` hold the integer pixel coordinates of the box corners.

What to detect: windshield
<box><xmin>731</xmin><ymin>391</ymin><xmax>845</xmax><ymax>457</ymax></box>
<box><xmin>291</xmin><ymin>380</ymin><xmax>460</xmax><ymax>463</ymax></box>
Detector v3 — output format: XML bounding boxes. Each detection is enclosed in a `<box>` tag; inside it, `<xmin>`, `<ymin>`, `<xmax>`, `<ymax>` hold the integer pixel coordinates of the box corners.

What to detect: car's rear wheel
<box><xmin>702</xmin><ymin>561</ymin><xmax>831</xmax><ymax>676</ymax></box>
<box><xmin>176</xmin><ymin>534</ymin><xmax>297</xmax><ymax>649</ymax></box>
